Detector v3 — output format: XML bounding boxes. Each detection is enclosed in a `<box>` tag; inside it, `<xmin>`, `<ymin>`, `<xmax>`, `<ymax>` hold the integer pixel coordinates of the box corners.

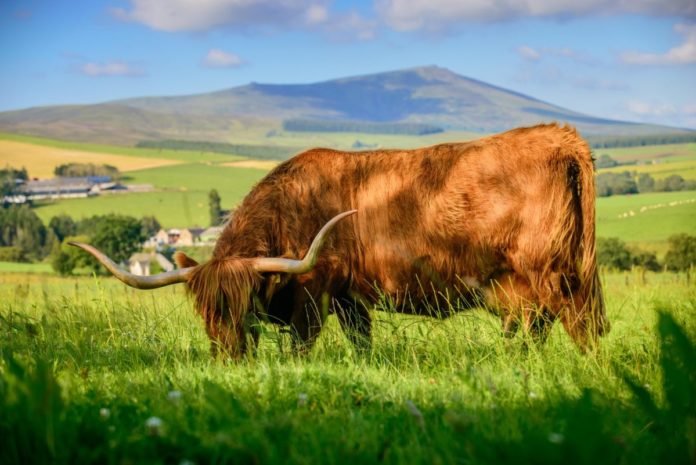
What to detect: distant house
<box><xmin>200</xmin><ymin>226</ymin><xmax>223</xmax><ymax>244</ymax></box>
<box><xmin>147</xmin><ymin>227</ymin><xmax>210</xmax><ymax>247</ymax></box>
<box><xmin>128</xmin><ymin>252</ymin><xmax>174</xmax><ymax>276</ymax></box>
<box><xmin>177</xmin><ymin>228</ymin><xmax>205</xmax><ymax>246</ymax></box>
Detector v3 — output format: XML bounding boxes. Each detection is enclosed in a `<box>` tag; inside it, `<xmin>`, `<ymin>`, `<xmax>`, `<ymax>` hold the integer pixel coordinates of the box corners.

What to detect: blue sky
<box><xmin>2</xmin><ymin>0</ymin><xmax>695</xmax><ymax>128</ymax></box>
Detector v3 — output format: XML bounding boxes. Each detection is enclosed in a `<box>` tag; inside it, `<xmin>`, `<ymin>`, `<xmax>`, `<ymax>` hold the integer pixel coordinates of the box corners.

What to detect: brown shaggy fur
<box><xmin>178</xmin><ymin>124</ymin><xmax>608</xmax><ymax>357</ymax></box>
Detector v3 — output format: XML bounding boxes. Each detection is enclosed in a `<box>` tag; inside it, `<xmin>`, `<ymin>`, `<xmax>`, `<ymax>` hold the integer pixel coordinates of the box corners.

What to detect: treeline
<box><xmin>597</xmin><ymin>235</ymin><xmax>696</xmax><ymax>272</ymax></box>
<box><xmin>586</xmin><ymin>132</ymin><xmax>696</xmax><ymax>149</ymax></box>
<box><xmin>596</xmin><ymin>172</ymin><xmax>696</xmax><ymax>197</ymax></box>
<box><xmin>137</xmin><ymin>140</ymin><xmax>297</xmax><ymax>161</ymax></box>
<box><xmin>283</xmin><ymin>119</ymin><xmax>444</xmax><ymax>135</ymax></box>
<box><xmin>0</xmin><ymin>205</ymin><xmax>161</xmax><ymax>274</ymax></box>
<box><xmin>54</xmin><ymin>163</ymin><xmax>120</xmax><ymax>178</ymax></box>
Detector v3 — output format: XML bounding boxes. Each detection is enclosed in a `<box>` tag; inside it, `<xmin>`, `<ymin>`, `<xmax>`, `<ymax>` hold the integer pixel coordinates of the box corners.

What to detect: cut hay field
<box><xmin>0</xmin><ymin>132</ymin><xmax>239</xmax><ymax>164</ymax></box>
<box><xmin>1</xmin><ymin>271</ymin><xmax>694</xmax><ymax>464</ymax></box>
<box><xmin>0</xmin><ymin>139</ymin><xmax>182</xmax><ymax>179</ymax></box>
<box><xmin>595</xmin><ymin>142</ymin><xmax>696</xmax><ymax>180</ymax></box>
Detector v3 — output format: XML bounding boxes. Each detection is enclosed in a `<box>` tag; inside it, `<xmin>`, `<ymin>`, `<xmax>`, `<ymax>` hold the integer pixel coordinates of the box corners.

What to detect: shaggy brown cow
<box><xmin>72</xmin><ymin>123</ymin><xmax>608</xmax><ymax>358</ymax></box>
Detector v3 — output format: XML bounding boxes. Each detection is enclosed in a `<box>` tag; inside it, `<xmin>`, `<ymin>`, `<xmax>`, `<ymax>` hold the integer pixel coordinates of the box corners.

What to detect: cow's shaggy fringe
<box><xmin>177</xmin><ymin>254</ymin><xmax>261</xmax><ymax>357</ymax></box>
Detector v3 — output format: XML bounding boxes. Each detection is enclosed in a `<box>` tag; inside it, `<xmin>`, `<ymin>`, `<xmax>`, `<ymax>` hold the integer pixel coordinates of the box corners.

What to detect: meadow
<box><xmin>2</xmin><ymin>131</ymin><xmax>695</xmax><ymax>464</ymax></box>
<box><xmin>0</xmin><ymin>270</ymin><xmax>694</xmax><ymax>464</ymax></box>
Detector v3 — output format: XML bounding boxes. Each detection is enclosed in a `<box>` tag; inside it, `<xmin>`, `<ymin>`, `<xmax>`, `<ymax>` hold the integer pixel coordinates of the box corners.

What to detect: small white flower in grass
<box><xmin>297</xmin><ymin>392</ymin><xmax>308</xmax><ymax>407</ymax></box>
<box><xmin>548</xmin><ymin>432</ymin><xmax>564</xmax><ymax>444</ymax></box>
<box><xmin>406</xmin><ymin>400</ymin><xmax>425</xmax><ymax>430</ymax></box>
<box><xmin>99</xmin><ymin>408</ymin><xmax>110</xmax><ymax>420</ymax></box>
<box><xmin>146</xmin><ymin>416</ymin><xmax>163</xmax><ymax>436</ymax></box>
<box><xmin>179</xmin><ymin>460</ymin><xmax>195</xmax><ymax>465</ymax></box>
<box><xmin>168</xmin><ymin>390</ymin><xmax>182</xmax><ymax>402</ymax></box>
<box><xmin>528</xmin><ymin>391</ymin><xmax>538</xmax><ymax>399</ymax></box>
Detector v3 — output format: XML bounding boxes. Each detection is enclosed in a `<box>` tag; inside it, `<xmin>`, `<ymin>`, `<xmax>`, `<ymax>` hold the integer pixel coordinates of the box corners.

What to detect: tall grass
<box><xmin>0</xmin><ymin>271</ymin><xmax>694</xmax><ymax>464</ymax></box>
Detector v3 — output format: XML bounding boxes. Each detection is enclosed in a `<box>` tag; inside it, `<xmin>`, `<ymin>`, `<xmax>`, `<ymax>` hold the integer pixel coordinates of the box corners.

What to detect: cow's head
<box><xmin>70</xmin><ymin>210</ymin><xmax>357</xmax><ymax>357</ymax></box>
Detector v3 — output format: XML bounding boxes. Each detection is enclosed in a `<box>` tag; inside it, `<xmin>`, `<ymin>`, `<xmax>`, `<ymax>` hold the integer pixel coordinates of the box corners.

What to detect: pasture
<box><xmin>595</xmin><ymin>142</ymin><xmax>696</xmax><ymax>180</ymax></box>
<box><xmin>0</xmin><ymin>271</ymin><xmax>694</xmax><ymax>464</ymax></box>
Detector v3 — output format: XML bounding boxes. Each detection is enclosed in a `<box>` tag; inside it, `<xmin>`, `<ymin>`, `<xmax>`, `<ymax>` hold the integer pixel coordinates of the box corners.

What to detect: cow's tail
<box><xmin>574</xmin><ymin>136</ymin><xmax>608</xmax><ymax>338</ymax></box>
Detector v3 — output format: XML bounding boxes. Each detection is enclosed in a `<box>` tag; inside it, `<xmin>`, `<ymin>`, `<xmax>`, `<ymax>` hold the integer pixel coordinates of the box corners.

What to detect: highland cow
<box><xmin>72</xmin><ymin>124</ymin><xmax>608</xmax><ymax>358</ymax></box>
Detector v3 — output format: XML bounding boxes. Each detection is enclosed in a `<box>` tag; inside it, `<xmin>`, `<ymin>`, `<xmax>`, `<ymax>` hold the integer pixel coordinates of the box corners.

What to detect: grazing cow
<box><xmin>72</xmin><ymin>124</ymin><xmax>608</xmax><ymax>358</ymax></box>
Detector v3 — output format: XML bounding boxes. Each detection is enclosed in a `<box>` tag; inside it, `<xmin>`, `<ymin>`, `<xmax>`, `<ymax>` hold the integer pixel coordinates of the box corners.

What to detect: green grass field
<box><xmin>33</xmin><ymin>164</ymin><xmax>268</xmax><ymax>228</ymax></box>
<box><xmin>1</xmin><ymin>271</ymin><xmax>694</xmax><ymax>464</ymax></box>
<box><xmin>0</xmin><ymin>262</ymin><xmax>53</xmax><ymax>274</ymax></box>
<box><xmin>596</xmin><ymin>190</ymin><xmax>696</xmax><ymax>251</ymax></box>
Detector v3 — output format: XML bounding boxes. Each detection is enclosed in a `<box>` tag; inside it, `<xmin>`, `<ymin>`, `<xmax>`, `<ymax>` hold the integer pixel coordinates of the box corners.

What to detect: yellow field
<box><xmin>0</xmin><ymin>139</ymin><xmax>182</xmax><ymax>178</ymax></box>
<box><xmin>597</xmin><ymin>158</ymin><xmax>696</xmax><ymax>180</ymax></box>
<box><xmin>221</xmin><ymin>160</ymin><xmax>279</xmax><ymax>170</ymax></box>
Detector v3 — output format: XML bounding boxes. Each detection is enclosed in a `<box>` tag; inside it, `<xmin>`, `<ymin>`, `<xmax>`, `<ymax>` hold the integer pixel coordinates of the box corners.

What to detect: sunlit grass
<box><xmin>1</xmin><ymin>271</ymin><xmax>694</xmax><ymax>464</ymax></box>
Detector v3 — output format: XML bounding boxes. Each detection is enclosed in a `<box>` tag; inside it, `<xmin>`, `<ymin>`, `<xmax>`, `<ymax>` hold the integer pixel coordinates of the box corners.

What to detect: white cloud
<box><xmin>305</xmin><ymin>4</ymin><xmax>329</xmax><ymax>24</ymax></box>
<box><xmin>112</xmin><ymin>0</ymin><xmax>318</xmax><ymax>32</ymax></box>
<box><xmin>375</xmin><ymin>0</ymin><xmax>696</xmax><ymax>32</ymax></box>
<box><xmin>622</xmin><ymin>100</ymin><xmax>696</xmax><ymax>128</ymax></box>
<box><xmin>79</xmin><ymin>61</ymin><xmax>144</xmax><ymax>77</ymax></box>
<box><xmin>518</xmin><ymin>46</ymin><xmax>599</xmax><ymax>65</ymax></box>
<box><xmin>621</xmin><ymin>23</ymin><xmax>696</xmax><ymax>65</ymax></box>
<box><xmin>202</xmin><ymin>49</ymin><xmax>244</xmax><ymax>68</ymax></box>
<box><xmin>518</xmin><ymin>46</ymin><xmax>540</xmax><ymax>61</ymax></box>
<box><xmin>112</xmin><ymin>0</ymin><xmax>374</xmax><ymax>39</ymax></box>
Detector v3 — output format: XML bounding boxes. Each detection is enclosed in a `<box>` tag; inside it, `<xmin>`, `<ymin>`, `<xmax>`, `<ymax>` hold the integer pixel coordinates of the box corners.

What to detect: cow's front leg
<box><xmin>335</xmin><ymin>297</ymin><xmax>372</xmax><ymax>355</ymax></box>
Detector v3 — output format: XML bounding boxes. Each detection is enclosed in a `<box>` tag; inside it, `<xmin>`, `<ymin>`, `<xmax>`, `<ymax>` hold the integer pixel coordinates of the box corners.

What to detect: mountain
<box><xmin>0</xmin><ymin>66</ymin><xmax>691</xmax><ymax>145</ymax></box>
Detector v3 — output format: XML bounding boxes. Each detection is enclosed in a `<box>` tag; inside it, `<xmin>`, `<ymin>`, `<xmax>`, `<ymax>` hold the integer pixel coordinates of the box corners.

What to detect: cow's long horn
<box><xmin>67</xmin><ymin>242</ymin><xmax>193</xmax><ymax>289</ymax></box>
<box><xmin>252</xmin><ymin>209</ymin><xmax>357</xmax><ymax>273</ymax></box>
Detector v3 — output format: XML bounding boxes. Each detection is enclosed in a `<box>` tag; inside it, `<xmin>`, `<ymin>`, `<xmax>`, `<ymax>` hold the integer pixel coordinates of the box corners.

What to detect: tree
<box><xmin>140</xmin><ymin>215</ymin><xmax>161</xmax><ymax>238</ymax></box>
<box><xmin>595</xmin><ymin>172</ymin><xmax>638</xmax><ymax>197</ymax></box>
<box><xmin>0</xmin><ymin>166</ymin><xmax>28</xmax><ymax>197</ymax></box>
<box><xmin>655</xmin><ymin>175</ymin><xmax>685</xmax><ymax>192</ymax></box>
<box><xmin>595</xmin><ymin>154</ymin><xmax>618</xmax><ymax>169</ymax></box>
<box><xmin>596</xmin><ymin>237</ymin><xmax>633</xmax><ymax>271</ymax></box>
<box><xmin>51</xmin><ymin>234</ymin><xmax>92</xmax><ymax>275</ymax></box>
<box><xmin>664</xmin><ymin>234</ymin><xmax>696</xmax><ymax>272</ymax></box>
<box><xmin>48</xmin><ymin>214</ymin><xmax>77</xmax><ymax>243</ymax></box>
<box><xmin>90</xmin><ymin>215</ymin><xmax>145</xmax><ymax>269</ymax></box>
<box><xmin>0</xmin><ymin>205</ymin><xmax>47</xmax><ymax>261</ymax></box>
<box><xmin>209</xmin><ymin>189</ymin><xmax>222</xmax><ymax>226</ymax></box>
<box><xmin>631</xmin><ymin>249</ymin><xmax>661</xmax><ymax>272</ymax></box>
<box><xmin>637</xmin><ymin>173</ymin><xmax>655</xmax><ymax>193</ymax></box>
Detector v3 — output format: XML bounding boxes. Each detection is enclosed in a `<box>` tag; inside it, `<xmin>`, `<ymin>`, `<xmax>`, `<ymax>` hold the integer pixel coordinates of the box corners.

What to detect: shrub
<box><xmin>664</xmin><ymin>234</ymin><xmax>696</xmax><ymax>272</ymax></box>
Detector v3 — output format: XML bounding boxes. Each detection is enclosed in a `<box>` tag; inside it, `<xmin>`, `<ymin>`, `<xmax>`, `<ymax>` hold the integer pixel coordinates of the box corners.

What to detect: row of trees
<box><xmin>596</xmin><ymin>172</ymin><xmax>696</xmax><ymax>197</ymax></box>
<box><xmin>0</xmin><ymin>204</ymin><xmax>162</xmax><ymax>273</ymax></box>
<box><xmin>586</xmin><ymin>132</ymin><xmax>696</xmax><ymax>149</ymax></box>
<box><xmin>597</xmin><ymin>235</ymin><xmax>696</xmax><ymax>272</ymax></box>
<box><xmin>136</xmin><ymin>140</ymin><xmax>296</xmax><ymax>161</ymax></box>
<box><xmin>53</xmin><ymin>163</ymin><xmax>120</xmax><ymax>179</ymax></box>
<box><xmin>282</xmin><ymin>119</ymin><xmax>444</xmax><ymax>135</ymax></box>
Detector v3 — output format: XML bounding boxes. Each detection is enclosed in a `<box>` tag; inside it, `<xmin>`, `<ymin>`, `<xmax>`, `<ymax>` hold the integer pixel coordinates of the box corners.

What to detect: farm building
<box><xmin>147</xmin><ymin>227</ymin><xmax>219</xmax><ymax>247</ymax></box>
<box><xmin>17</xmin><ymin>176</ymin><xmax>123</xmax><ymax>201</ymax></box>
<box><xmin>128</xmin><ymin>252</ymin><xmax>174</xmax><ymax>276</ymax></box>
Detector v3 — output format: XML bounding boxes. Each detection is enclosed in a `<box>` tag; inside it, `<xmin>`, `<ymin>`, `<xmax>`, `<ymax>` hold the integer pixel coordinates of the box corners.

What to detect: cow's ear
<box><xmin>174</xmin><ymin>251</ymin><xmax>199</xmax><ymax>268</ymax></box>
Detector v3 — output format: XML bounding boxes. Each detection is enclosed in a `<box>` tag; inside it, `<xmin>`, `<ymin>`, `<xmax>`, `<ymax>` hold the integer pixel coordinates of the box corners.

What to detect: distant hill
<box><xmin>0</xmin><ymin>66</ymin><xmax>692</xmax><ymax>145</ymax></box>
